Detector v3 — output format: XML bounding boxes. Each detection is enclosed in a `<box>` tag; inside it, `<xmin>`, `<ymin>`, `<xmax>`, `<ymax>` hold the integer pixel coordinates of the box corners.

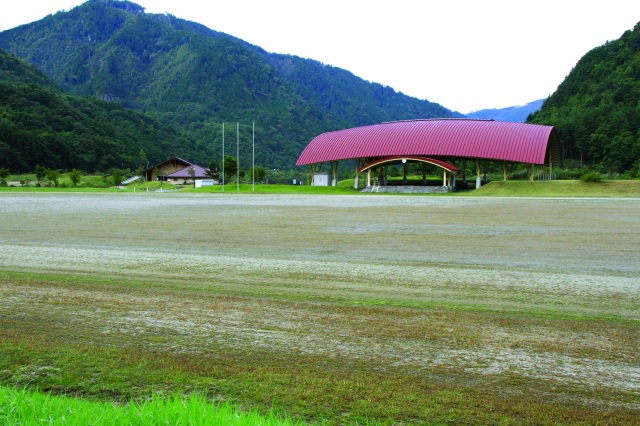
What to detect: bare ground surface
<box><xmin>1</xmin><ymin>193</ymin><xmax>639</xmax><ymax>419</ymax></box>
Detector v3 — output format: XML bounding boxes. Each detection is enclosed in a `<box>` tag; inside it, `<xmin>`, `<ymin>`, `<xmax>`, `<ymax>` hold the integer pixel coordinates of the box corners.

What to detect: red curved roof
<box><xmin>296</xmin><ymin>119</ymin><xmax>558</xmax><ymax>166</ymax></box>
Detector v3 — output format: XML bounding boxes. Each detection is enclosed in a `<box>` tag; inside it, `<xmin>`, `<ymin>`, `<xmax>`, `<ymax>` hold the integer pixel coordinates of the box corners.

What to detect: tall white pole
<box><xmin>236</xmin><ymin>122</ymin><xmax>239</xmax><ymax>193</ymax></box>
<box><xmin>222</xmin><ymin>123</ymin><xmax>225</xmax><ymax>192</ymax></box>
<box><xmin>252</xmin><ymin>121</ymin><xmax>255</xmax><ymax>193</ymax></box>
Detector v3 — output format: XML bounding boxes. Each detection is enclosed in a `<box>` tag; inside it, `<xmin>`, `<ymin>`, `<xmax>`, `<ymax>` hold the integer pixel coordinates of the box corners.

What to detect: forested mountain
<box><xmin>528</xmin><ymin>22</ymin><xmax>640</xmax><ymax>176</ymax></box>
<box><xmin>466</xmin><ymin>99</ymin><xmax>544</xmax><ymax>122</ymax></box>
<box><xmin>0</xmin><ymin>48</ymin><xmax>195</xmax><ymax>172</ymax></box>
<box><xmin>0</xmin><ymin>0</ymin><xmax>461</xmax><ymax>172</ymax></box>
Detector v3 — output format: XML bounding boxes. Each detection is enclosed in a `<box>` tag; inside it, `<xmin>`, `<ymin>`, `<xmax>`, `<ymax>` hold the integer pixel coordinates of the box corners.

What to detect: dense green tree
<box><xmin>45</xmin><ymin>169</ymin><xmax>60</xmax><ymax>187</ymax></box>
<box><xmin>0</xmin><ymin>167</ymin><xmax>9</xmax><ymax>186</ymax></box>
<box><xmin>205</xmin><ymin>159</ymin><xmax>219</xmax><ymax>181</ymax></box>
<box><xmin>68</xmin><ymin>169</ymin><xmax>82</xmax><ymax>187</ymax></box>
<box><xmin>111</xmin><ymin>170</ymin><xmax>123</xmax><ymax>187</ymax></box>
<box><xmin>248</xmin><ymin>166</ymin><xmax>267</xmax><ymax>183</ymax></box>
<box><xmin>222</xmin><ymin>156</ymin><xmax>238</xmax><ymax>184</ymax></box>
<box><xmin>34</xmin><ymin>165</ymin><xmax>46</xmax><ymax>184</ymax></box>
<box><xmin>135</xmin><ymin>166</ymin><xmax>146</xmax><ymax>181</ymax></box>
<box><xmin>138</xmin><ymin>149</ymin><xmax>148</xmax><ymax>169</ymax></box>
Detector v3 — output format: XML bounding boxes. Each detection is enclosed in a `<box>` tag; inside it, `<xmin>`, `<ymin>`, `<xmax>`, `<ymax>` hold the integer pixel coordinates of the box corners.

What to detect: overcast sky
<box><xmin>2</xmin><ymin>1</ymin><xmax>639</xmax><ymax>113</ymax></box>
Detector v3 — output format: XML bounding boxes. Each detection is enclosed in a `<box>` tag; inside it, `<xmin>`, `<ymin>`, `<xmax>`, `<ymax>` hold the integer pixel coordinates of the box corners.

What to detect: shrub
<box><xmin>581</xmin><ymin>171</ymin><xmax>603</xmax><ymax>183</ymax></box>
<box><xmin>507</xmin><ymin>169</ymin><xmax>529</xmax><ymax>180</ymax></box>
<box><xmin>555</xmin><ymin>168</ymin><xmax>587</xmax><ymax>180</ymax></box>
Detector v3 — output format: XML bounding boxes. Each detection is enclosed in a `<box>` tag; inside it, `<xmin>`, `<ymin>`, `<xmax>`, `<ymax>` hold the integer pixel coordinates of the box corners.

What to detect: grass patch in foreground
<box><xmin>0</xmin><ymin>385</ymin><xmax>302</xmax><ymax>426</ymax></box>
<box><xmin>472</xmin><ymin>179</ymin><xmax>640</xmax><ymax>197</ymax></box>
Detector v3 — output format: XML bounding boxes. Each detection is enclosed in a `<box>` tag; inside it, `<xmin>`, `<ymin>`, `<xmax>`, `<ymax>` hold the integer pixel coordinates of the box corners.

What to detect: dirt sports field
<box><xmin>1</xmin><ymin>192</ymin><xmax>639</xmax><ymax>424</ymax></box>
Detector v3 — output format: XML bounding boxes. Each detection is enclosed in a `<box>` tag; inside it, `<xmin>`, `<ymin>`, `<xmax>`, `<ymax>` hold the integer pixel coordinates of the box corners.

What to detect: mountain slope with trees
<box><xmin>0</xmin><ymin>0</ymin><xmax>461</xmax><ymax>172</ymax></box>
<box><xmin>0</xmin><ymin>48</ymin><xmax>195</xmax><ymax>172</ymax></box>
<box><xmin>528</xmin><ymin>22</ymin><xmax>640</xmax><ymax>176</ymax></box>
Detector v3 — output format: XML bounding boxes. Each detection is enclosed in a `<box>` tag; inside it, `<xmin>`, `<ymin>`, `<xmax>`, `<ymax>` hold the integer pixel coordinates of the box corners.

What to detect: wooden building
<box><xmin>143</xmin><ymin>157</ymin><xmax>217</xmax><ymax>184</ymax></box>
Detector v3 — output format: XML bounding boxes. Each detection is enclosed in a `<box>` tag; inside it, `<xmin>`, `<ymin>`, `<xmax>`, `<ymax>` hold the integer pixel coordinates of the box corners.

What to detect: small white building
<box><xmin>195</xmin><ymin>179</ymin><xmax>215</xmax><ymax>188</ymax></box>
<box><xmin>312</xmin><ymin>173</ymin><xmax>329</xmax><ymax>186</ymax></box>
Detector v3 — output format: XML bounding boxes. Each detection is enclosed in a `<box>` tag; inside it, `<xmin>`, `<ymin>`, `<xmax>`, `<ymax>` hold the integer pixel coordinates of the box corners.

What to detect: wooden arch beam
<box><xmin>358</xmin><ymin>156</ymin><xmax>460</xmax><ymax>173</ymax></box>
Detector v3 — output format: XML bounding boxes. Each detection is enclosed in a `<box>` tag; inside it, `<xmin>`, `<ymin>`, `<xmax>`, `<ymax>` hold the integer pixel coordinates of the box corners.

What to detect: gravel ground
<box><xmin>1</xmin><ymin>192</ymin><xmax>639</xmax><ymax>410</ymax></box>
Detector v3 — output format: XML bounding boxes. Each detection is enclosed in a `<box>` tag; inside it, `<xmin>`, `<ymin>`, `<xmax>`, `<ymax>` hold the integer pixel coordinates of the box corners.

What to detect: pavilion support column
<box><xmin>367</xmin><ymin>169</ymin><xmax>371</xmax><ymax>187</ymax></box>
<box><xmin>526</xmin><ymin>163</ymin><xmax>535</xmax><ymax>181</ymax></box>
<box><xmin>442</xmin><ymin>170</ymin><xmax>447</xmax><ymax>186</ymax></box>
<box><xmin>354</xmin><ymin>160</ymin><xmax>360</xmax><ymax>189</ymax></box>
<box><xmin>503</xmin><ymin>161</ymin><xmax>508</xmax><ymax>181</ymax></box>
<box><xmin>330</xmin><ymin>161</ymin><xmax>338</xmax><ymax>186</ymax></box>
<box><xmin>531</xmin><ymin>164</ymin><xmax>535</xmax><ymax>182</ymax></box>
<box><xmin>452</xmin><ymin>173</ymin><xmax>456</xmax><ymax>189</ymax></box>
<box><xmin>463</xmin><ymin>160</ymin><xmax>467</xmax><ymax>183</ymax></box>
<box><xmin>403</xmin><ymin>162</ymin><xmax>408</xmax><ymax>185</ymax></box>
<box><xmin>476</xmin><ymin>159</ymin><xmax>482</xmax><ymax>189</ymax></box>
<box><xmin>483</xmin><ymin>160</ymin><xmax>488</xmax><ymax>184</ymax></box>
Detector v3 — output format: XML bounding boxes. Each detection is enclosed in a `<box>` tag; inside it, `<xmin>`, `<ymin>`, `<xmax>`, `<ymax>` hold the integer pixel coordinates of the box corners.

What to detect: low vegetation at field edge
<box><xmin>2</xmin><ymin>178</ymin><xmax>640</xmax><ymax>197</ymax></box>
<box><xmin>469</xmin><ymin>179</ymin><xmax>640</xmax><ymax>197</ymax></box>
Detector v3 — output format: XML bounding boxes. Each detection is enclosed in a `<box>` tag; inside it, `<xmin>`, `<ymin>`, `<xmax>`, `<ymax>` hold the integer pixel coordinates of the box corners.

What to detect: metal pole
<box><xmin>236</xmin><ymin>122</ymin><xmax>239</xmax><ymax>193</ymax></box>
<box><xmin>222</xmin><ymin>122</ymin><xmax>225</xmax><ymax>192</ymax></box>
<box><xmin>252</xmin><ymin>121</ymin><xmax>255</xmax><ymax>193</ymax></box>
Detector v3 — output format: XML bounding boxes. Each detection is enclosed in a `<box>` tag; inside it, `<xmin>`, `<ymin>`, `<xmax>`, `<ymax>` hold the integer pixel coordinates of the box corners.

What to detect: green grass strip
<box><xmin>470</xmin><ymin>179</ymin><xmax>640</xmax><ymax>197</ymax></box>
<box><xmin>0</xmin><ymin>385</ymin><xmax>303</xmax><ymax>426</ymax></box>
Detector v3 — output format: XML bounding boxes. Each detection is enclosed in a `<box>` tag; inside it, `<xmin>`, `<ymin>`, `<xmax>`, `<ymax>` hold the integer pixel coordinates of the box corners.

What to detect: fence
<box><xmin>537</xmin><ymin>172</ymin><xmax>557</xmax><ymax>181</ymax></box>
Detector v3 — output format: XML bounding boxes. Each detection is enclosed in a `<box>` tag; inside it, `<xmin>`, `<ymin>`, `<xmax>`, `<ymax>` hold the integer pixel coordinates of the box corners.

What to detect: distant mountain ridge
<box><xmin>465</xmin><ymin>99</ymin><xmax>544</xmax><ymax>122</ymax></box>
<box><xmin>0</xmin><ymin>0</ymin><xmax>461</xmax><ymax>171</ymax></box>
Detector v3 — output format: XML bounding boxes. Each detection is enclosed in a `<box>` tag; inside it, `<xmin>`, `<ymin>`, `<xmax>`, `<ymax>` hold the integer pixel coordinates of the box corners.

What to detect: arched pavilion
<box><xmin>296</xmin><ymin>119</ymin><xmax>561</xmax><ymax>190</ymax></box>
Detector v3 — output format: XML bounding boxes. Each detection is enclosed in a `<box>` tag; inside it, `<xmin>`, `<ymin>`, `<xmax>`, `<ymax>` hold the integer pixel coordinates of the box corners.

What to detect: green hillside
<box><xmin>0</xmin><ymin>0</ymin><xmax>461</xmax><ymax>172</ymax></box>
<box><xmin>0</xmin><ymin>48</ymin><xmax>195</xmax><ymax>172</ymax></box>
<box><xmin>528</xmin><ymin>22</ymin><xmax>640</xmax><ymax>177</ymax></box>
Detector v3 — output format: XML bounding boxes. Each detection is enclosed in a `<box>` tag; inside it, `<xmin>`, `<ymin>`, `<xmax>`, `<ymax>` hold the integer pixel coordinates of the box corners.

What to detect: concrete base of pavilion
<box><xmin>362</xmin><ymin>185</ymin><xmax>454</xmax><ymax>193</ymax></box>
